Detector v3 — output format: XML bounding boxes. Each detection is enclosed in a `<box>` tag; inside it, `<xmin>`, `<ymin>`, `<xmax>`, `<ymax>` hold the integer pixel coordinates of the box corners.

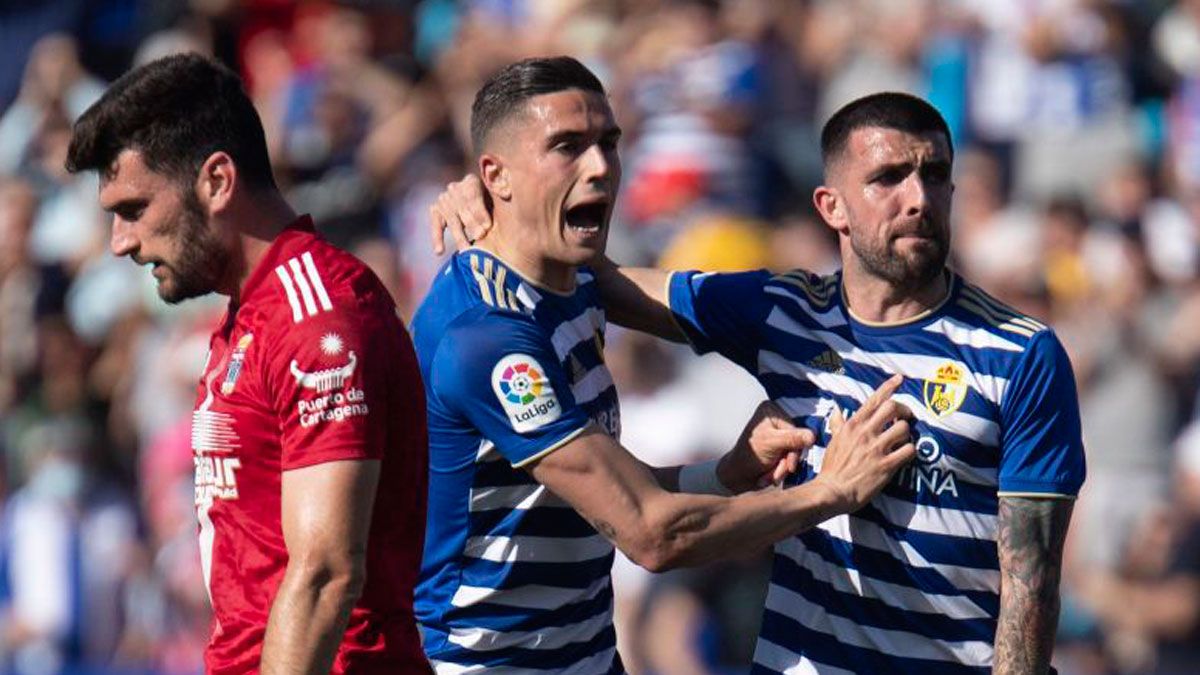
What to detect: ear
<box><xmin>813</xmin><ymin>185</ymin><xmax>849</xmax><ymax>236</ymax></box>
<box><xmin>196</xmin><ymin>151</ymin><xmax>236</xmax><ymax>214</ymax></box>
<box><xmin>479</xmin><ymin>153</ymin><xmax>512</xmax><ymax>202</ymax></box>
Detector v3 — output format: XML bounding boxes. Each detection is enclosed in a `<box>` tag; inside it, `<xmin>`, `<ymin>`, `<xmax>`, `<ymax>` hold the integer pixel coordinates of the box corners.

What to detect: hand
<box><xmin>813</xmin><ymin>374</ymin><xmax>916</xmax><ymax>513</ymax></box>
<box><xmin>429</xmin><ymin>174</ymin><xmax>493</xmax><ymax>255</ymax></box>
<box><xmin>719</xmin><ymin>400</ymin><xmax>816</xmax><ymax>494</ymax></box>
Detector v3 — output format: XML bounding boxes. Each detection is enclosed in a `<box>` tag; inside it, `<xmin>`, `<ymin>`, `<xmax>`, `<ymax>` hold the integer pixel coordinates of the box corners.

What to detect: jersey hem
<box><xmin>511</xmin><ymin>424</ymin><xmax>592</xmax><ymax>469</ymax></box>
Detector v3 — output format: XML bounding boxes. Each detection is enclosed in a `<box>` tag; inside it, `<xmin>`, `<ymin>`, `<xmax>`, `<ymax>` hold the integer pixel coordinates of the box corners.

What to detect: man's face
<box><xmin>829</xmin><ymin>126</ymin><xmax>953</xmax><ymax>289</ymax></box>
<box><xmin>495</xmin><ymin>89</ymin><xmax>621</xmax><ymax>268</ymax></box>
<box><xmin>98</xmin><ymin>150</ymin><xmax>229</xmax><ymax>303</ymax></box>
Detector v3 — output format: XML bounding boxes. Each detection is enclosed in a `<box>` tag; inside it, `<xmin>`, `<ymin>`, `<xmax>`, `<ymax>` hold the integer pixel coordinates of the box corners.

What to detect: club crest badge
<box><xmin>923</xmin><ymin>362</ymin><xmax>968</xmax><ymax>418</ymax></box>
<box><xmin>221</xmin><ymin>333</ymin><xmax>254</xmax><ymax>395</ymax></box>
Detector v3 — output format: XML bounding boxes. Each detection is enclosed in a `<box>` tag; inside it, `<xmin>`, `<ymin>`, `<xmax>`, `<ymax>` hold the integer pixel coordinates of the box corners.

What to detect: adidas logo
<box><xmin>809</xmin><ymin>349</ymin><xmax>844</xmax><ymax>374</ymax></box>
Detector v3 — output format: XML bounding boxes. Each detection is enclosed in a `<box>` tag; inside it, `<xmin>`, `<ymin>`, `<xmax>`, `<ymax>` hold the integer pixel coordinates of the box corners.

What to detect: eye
<box><xmin>114</xmin><ymin>204</ymin><xmax>146</xmax><ymax>221</ymax></box>
<box><xmin>872</xmin><ymin>168</ymin><xmax>907</xmax><ymax>186</ymax></box>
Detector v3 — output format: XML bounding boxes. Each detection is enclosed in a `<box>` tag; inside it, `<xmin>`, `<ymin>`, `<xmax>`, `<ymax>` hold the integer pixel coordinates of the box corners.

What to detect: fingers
<box><xmin>429</xmin><ymin>203</ymin><xmax>447</xmax><ymax>256</ymax></box>
<box><xmin>856</xmin><ymin>374</ymin><xmax>903</xmax><ymax>420</ymax></box>
<box><xmin>828</xmin><ymin>406</ymin><xmax>845</xmax><ymax>434</ymax></box>
<box><xmin>450</xmin><ymin>176</ymin><xmax>492</xmax><ymax>241</ymax></box>
<box><xmin>874</xmin><ymin>418</ymin><xmax>913</xmax><ymax>453</ymax></box>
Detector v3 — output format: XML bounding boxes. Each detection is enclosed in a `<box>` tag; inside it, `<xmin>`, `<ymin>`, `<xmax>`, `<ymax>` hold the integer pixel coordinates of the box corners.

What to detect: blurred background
<box><xmin>1</xmin><ymin>0</ymin><xmax>1199</xmax><ymax>673</ymax></box>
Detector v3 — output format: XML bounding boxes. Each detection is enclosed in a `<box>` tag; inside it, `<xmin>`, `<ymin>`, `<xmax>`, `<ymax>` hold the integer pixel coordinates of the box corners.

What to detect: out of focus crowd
<box><xmin>2</xmin><ymin>0</ymin><xmax>1199</xmax><ymax>673</ymax></box>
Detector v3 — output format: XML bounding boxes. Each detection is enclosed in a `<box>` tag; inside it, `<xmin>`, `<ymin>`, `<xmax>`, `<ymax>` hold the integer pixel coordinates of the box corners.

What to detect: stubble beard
<box><xmin>849</xmin><ymin>224</ymin><xmax>949</xmax><ymax>294</ymax></box>
<box><xmin>156</xmin><ymin>192</ymin><xmax>229</xmax><ymax>304</ymax></box>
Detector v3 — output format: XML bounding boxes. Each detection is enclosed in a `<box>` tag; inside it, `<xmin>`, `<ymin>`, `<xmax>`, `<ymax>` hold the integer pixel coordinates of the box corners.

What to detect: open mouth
<box><xmin>564</xmin><ymin>201</ymin><xmax>608</xmax><ymax>234</ymax></box>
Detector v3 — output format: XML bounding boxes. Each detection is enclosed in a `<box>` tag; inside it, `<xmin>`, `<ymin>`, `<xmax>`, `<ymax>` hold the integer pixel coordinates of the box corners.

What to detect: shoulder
<box><xmin>951</xmin><ymin>279</ymin><xmax>1052</xmax><ymax>351</ymax></box>
<box><xmin>763</xmin><ymin>268</ymin><xmax>840</xmax><ymax>311</ymax></box>
<box><xmin>259</xmin><ymin>236</ymin><xmax>393</xmax><ymax>330</ymax></box>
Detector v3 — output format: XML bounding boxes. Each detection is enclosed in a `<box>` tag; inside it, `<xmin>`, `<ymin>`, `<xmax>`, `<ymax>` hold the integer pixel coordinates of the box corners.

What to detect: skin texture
<box><xmin>474</xmin><ymin>88</ymin><xmax>621</xmax><ymax>292</ymax></box>
<box><xmin>98</xmin><ymin>150</ymin><xmax>232</xmax><ymax>303</ymax></box>
<box><xmin>813</xmin><ymin>127</ymin><xmax>954</xmax><ymax>323</ymax></box>
<box><xmin>993</xmin><ymin>496</ymin><xmax>1074</xmax><ymax>674</ymax></box>
<box><xmin>527</xmin><ymin>375</ymin><xmax>914</xmax><ymax>572</ymax></box>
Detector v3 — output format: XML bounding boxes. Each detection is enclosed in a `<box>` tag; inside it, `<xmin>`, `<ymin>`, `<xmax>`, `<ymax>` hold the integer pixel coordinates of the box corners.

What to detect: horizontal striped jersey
<box><xmin>668</xmin><ymin>268</ymin><xmax>1086</xmax><ymax>675</ymax></box>
<box><xmin>411</xmin><ymin>249</ymin><xmax>623</xmax><ymax>674</ymax></box>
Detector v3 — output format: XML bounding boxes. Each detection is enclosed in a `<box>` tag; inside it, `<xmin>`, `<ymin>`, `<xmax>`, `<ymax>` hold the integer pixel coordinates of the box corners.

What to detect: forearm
<box><xmin>629</xmin><ymin>479</ymin><xmax>842</xmax><ymax>571</ymax></box>
<box><xmin>993</xmin><ymin>578</ymin><xmax>1060</xmax><ymax>674</ymax></box>
<box><xmin>993</xmin><ymin>497</ymin><xmax>1073</xmax><ymax>675</ymax></box>
<box><xmin>260</xmin><ymin>564</ymin><xmax>363</xmax><ymax>675</ymax></box>
<box><xmin>592</xmin><ymin>258</ymin><xmax>684</xmax><ymax>342</ymax></box>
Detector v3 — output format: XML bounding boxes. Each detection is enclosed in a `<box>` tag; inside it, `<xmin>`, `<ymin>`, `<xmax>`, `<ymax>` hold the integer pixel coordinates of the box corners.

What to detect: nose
<box><xmin>580</xmin><ymin>143</ymin><xmax>614</xmax><ymax>188</ymax></box>
<box><xmin>110</xmin><ymin>217</ymin><xmax>138</xmax><ymax>257</ymax></box>
<box><xmin>902</xmin><ymin>172</ymin><xmax>929</xmax><ymax>218</ymax></box>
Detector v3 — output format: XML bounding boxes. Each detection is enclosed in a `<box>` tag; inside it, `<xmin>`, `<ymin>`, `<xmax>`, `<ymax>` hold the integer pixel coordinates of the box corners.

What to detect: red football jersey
<box><xmin>191</xmin><ymin>217</ymin><xmax>429</xmax><ymax>674</ymax></box>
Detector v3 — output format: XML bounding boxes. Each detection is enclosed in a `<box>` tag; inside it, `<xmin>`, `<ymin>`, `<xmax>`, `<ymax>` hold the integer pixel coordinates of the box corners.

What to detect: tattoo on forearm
<box><xmin>590</xmin><ymin>518</ymin><xmax>618</xmax><ymax>542</ymax></box>
<box><xmin>994</xmin><ymin>497</ymin><xmax>1073</xmax><ymax>674</ymax></box>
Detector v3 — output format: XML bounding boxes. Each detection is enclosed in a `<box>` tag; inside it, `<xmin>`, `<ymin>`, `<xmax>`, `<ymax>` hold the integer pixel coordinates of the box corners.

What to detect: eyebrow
<box><xmin>103</xmin><ymin>196</ymin><xmax>148</xmax><ymax>214</ymax></box>
<box><xmin>546</xmin><ymin>126</ymin><xmax>623</xmax><ymax>148</ymax></box>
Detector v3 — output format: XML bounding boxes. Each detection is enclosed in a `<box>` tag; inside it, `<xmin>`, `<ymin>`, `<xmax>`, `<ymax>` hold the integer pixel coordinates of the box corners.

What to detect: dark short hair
<box><xmin>66</xmin><ymin>53</ymin><xmax>275</xmax><ymax>189</ymax></box>
<box><xmin>470</xmin><ymin>56</ymin><xmax>606</xmax><ymax>156</ymax></box>
<box><xmin>820</xmin><ymin>92</ymin><xmax>953</xmax><ymax>168</ymax></box>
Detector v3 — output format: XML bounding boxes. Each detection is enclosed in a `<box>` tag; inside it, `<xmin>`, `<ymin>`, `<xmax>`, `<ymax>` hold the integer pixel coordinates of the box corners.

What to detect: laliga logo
<box><xmin>291</xmin><ymin>352</ymin><xmax>357</xmax><ymax>393</ymax></box>
<box><xmin>498</xmin><ymin>361</ymin><xmax>545</xmax><ymax>405</ymax></box>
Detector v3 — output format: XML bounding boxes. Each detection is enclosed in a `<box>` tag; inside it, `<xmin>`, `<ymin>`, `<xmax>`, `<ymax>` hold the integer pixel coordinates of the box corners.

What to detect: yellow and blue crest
<box><xmin>923</xmin><ymin>362</ymin><xmax>967</xmax><ymax>417</ymax></box>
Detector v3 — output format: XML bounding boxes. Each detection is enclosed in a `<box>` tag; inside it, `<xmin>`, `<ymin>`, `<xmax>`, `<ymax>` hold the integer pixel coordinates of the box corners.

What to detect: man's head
<box><xmin>815</xmin><ymin>92</ymin><xmax>954</xmax><ymax>291</ymax></box>
<box><xmin>66</xmin><ymin>53</ymin><xmax>275</xmax><ymax>303</ymax></box>
<box><xmin>471</xmin><ymin>57</ymin><xmax>621</xmax><ymax>279</ymax></box>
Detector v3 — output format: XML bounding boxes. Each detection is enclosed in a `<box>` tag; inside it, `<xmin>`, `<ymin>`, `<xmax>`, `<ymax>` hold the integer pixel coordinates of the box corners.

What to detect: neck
<box><xmin>222</xmin><ymin>189</ymin><xmax>299</xmax><ymax>303</ymax></box>
<box><xmin>841</xmin><ymin>258</ymin><xmax>950</xmax><ymax>325</ymax></box>
<box><xmin>476</xmin><ymin>210</ymin><xmax>576</xmax><ymax>293</ymax></box>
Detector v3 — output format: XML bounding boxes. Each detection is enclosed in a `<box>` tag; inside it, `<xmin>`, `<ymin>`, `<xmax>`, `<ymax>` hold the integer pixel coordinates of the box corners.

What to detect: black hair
<box><xmin>820</xmin><ymin>92</ymin><xmax>953</xmax><ymax>168</ymax></box>
<box><xmin>66</xmin><ymin>52</ymin><xmax>276</xmax><ymax>189</ymax></box>
<box><xmin>470</xmin><ymin>56</ymin><xmax>606</xmax><ymax>156</ymax></box>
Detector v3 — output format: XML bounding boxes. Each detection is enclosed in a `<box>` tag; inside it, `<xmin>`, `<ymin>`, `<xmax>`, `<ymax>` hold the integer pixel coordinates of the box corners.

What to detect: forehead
<box><xmin>844</xmin><ymin>126</ymin><xmax>951</xmax><ymax>167</ymax></box>
<box><xmin>518</xmin><ymin>89</ymin><xmax>615</xmax><ymax>134</ymax></box>
<box><xmin>97</xmin><ymin>149</ymin><xmax>175</xmax><ymax>207</ymax></box>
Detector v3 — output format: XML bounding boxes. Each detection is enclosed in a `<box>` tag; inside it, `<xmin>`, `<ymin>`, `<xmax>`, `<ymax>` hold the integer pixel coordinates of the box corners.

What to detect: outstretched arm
<box><xmin>993</xmin><ymin>496</ymin><xmax>1074</xmax><ymax>675</ymax></box>
<box><xmin>528</xmin><ymin>376</ymin><xmax>915</xmax><ymax>572</ymax></box>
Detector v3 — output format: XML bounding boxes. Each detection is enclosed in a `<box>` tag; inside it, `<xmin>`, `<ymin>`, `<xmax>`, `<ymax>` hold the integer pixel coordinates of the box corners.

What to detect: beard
<box><xmin>849</xmin><ymin>219</ymin><xmax>949</xmax><ymax>291</ymax></box>
<box><xmin>154</xmin><ymin>192</ymin><xmax>229</xmax><ymax>304</ymax></box>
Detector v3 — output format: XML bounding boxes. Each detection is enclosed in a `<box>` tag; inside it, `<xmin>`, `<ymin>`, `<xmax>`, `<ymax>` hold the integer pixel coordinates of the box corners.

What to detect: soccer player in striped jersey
<box><xmin>433</xmin><ymin>92</ymin><xmax>1086</xmax><ymax>674</ymax></box>
<box><xmin>413</xmin><ymin>57</ymin><xmax>918</xmax><ymax>674</ymax></box>
<box><xmin>67</xmin><ymin>54</ymin><xmax>430</xmax><ymax>673</ymax></box>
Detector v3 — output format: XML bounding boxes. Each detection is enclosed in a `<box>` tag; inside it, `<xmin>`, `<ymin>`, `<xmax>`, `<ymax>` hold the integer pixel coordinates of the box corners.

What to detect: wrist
<box><xmin>806</xmin><ymin>475</ymin><xmax>853</xmax><ymax>516</ymax></box>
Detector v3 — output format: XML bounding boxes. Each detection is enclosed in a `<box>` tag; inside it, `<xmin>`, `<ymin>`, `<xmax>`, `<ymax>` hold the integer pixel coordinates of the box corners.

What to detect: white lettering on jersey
<box><xmin>491</xmin><ymin>353</ymin><xmax>562</xmax><ymax>433</ymax></box>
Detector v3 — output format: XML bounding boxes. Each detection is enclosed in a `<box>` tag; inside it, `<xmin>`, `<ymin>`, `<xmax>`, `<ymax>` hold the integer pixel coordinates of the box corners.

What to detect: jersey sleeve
<box><xmin>997</xmin><ymin>330</ymin><xmax>1087</xmax><ymax>497</ymax></box>
<box><xmin>430</xmin><ymin>311</ymin><xmax>592</xmax><ymax>467</ymax></box>
<box><xmin>666</xmin><ymin>269</ymin><xmax>774</xmax><ymax>371</ymax></box>
<box><xmin>262</xmin><ymin>304</ymin><xmax>395</xmax><ymax>471</ymax></box>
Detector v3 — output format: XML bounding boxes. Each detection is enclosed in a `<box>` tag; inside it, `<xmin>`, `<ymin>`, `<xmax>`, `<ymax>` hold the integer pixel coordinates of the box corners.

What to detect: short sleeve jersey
<box><xmin>668</xmin><ymin>268</ymin><xmax>1086</xmax><ymax>675</ymax></box>
<box><xmin>191</xmin><ymin>218</ymin><xmax>429</xmax><ymax>674</ymax></box>
<box><xmin>410</xmin><ymin>250</ymin><xmax>623</xmax><ymax>674</ymax></box>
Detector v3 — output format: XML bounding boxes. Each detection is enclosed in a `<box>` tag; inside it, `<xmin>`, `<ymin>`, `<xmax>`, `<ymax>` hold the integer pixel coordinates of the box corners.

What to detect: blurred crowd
<box><xmin>1</xmin><ymin>0</ymin><xmax>1199</xmax><ymax>673</ymax></box>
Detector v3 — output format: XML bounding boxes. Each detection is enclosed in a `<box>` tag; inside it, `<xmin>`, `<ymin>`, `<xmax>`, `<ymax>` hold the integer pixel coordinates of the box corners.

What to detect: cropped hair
<box><xmin>67</xmin><ymin>52</ymin><xmax>275</xmax><ymax>189</ymax></box>
<box><xmin>470</xmin><ymin>56</ymin><xmax>606</xmax><ymax>156</ymax></box>
<box><xmin>821</xmin><ymin>92</ymin><xmax>953</xmax><ymax>167</ymax></box>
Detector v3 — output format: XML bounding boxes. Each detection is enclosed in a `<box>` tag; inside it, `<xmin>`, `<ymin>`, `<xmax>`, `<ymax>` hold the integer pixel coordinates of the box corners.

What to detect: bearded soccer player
<box><xmin>411</xmin><ymin>57</ymin><xmax>920</xmax><ymax>674</ymax></box>
<box><xmin>435</xmin><ymin>92</ymin><xmax>1087</xmax><ymax>674</ymax></box>
<box><xmin>66</xmin><ymin>54</ymin><xmax>430</xmax><ymax>674</ymax></box>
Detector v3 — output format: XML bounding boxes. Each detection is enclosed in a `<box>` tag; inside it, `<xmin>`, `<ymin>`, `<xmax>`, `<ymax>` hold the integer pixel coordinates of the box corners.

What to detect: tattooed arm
<box><xmin>993</xmin><ymin>496</ymin><xmax>1075</xmax><ymax>674</ymax></box>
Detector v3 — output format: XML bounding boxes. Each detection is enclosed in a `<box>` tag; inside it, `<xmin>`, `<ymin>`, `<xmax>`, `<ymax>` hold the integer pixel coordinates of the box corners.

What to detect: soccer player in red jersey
<box><xmin>65</xmin><ymin>54</ymin><xmax>431</xmax><ymax>674</ymax></box>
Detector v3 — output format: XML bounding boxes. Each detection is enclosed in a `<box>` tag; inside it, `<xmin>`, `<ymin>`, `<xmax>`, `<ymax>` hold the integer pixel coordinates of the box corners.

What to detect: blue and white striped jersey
<box><xmin>411</xmin><ymin>249</ymin><xmax>623</xmax><ymax>674</ymax></box>
<box><xmin>668</xmin><ymin>268</ymin><xmax>1086</xmax><ymax>675</ymax></box>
